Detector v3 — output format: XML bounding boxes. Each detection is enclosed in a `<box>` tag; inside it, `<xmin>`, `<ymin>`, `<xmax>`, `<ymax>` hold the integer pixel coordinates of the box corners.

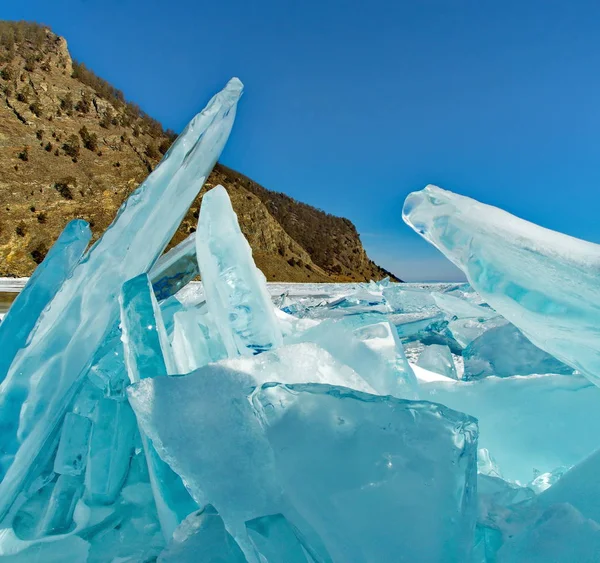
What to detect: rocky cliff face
<box><xmin>0</xmin><ymin>21</ymin><xmax>398</xmax><ymax>282</ymax></box>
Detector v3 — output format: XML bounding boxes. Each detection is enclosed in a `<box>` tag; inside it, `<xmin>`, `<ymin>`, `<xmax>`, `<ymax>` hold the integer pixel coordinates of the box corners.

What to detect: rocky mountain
<box><xmin>0</xmin><ymin>21</ymin><xmax>398</xmax><ymax>282</ymax></box>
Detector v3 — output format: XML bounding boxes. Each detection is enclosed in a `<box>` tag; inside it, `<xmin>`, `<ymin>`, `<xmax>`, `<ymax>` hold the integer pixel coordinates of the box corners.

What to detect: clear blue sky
<box><xmin>5</xmin><ymin>0</ymin><xmax>600</xmax><ymax>281</ymax></box>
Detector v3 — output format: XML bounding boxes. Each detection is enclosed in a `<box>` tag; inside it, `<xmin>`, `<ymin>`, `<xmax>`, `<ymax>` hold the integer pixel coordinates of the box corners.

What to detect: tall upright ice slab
<box><xmin>0</xmin><ymin>219</ymin><xmax>91</xmax><ymax>383</ymax></box>
<box><xmin>403</xmin><ymin>185</ymin><xmax>600</xmax><ymax>386</ymax></box>
<box><xmin>0</xmin><ymin>77</ymin><xmax>243</xmax><ymax>519</ymax></box>
<box><xmin>196</xmin><ymin>185</ymin><xmax>283</xmax><ymax>357</ymax></box>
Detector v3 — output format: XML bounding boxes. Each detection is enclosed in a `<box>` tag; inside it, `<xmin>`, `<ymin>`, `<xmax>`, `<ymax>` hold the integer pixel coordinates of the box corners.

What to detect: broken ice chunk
<box><xmin>417</xmin><ymin>344</ymin><xmax>458</xmax><ymax>379</ymax></box>
<box><xmin>128</xmin><ymin>369</ymin><xmax>284</xmax><ymax>561</ymax></box>
<box><xmin>403</xmin><ymin>185</ymin><xmax>600</xmax><ymax>386</ymax></box>
<box><xmin>219</xmin><ymin>342</ymin><xmax>375</xmax><ymax>393</ymax></box>
<box><xmin>0</xmin><ymin>219</ymin><xmax>91</xmax><ymax>383</ymax></box>
<box><xmin>538</xmin><ymin>447</ymin><xmax>600</xmax><ymax>522</ymax></box>
<box><xmin>196</xmin><ymin>185</ymin><xmax>283</xmax><ymax>357</ymax></box>
<box><xmin>128</xmin><ymin>372</ymin><xmax>478</xmax><ymax>562</ymax></box>
<box><xmin>245</xmin><ymin>513</ymin><xmax>331</xmax><ymax>563</ymax></box>
<box><xmin>446</xmin><ymin>316</ymin><xmax>508</xmax><ymax>349</ymax></box>
<box><xmin>290</xmin><ymin>320</ymin><xmax>417</xmax><ymax>399</ymax></box>
<box><xmin>54</xmin><ymin>412</ymin><xmax>92</xmax><ymax>476</ymax></box>
<box><xmin>496</xmin><ymin>503</ymin><xmax>600</xmax><ymax>563</ymax></box>
<box><xmin>382</xmin><ymin>285</ymin><xmax>437</xmax><ymax>313</ymax></box>
<box><xmin>463</xmin><ymin>323</ymin><xmax>573</xmax><ymax>379</ymax></box>
<box><xmin>254</xmin><ymin>383</ymin><xmax>478</xmax><ymax>562</ymax></box>
<box><xmin>158</xmin><ymin>504</ymin><xmax>247</xmax><ymax>562</ymax></box>
<box><xmin>0</xmin><ymin>78</ymin><xmax>243</xmax><ymax>519</ymax></box>
<box><xmin>431</xmin><ymin>292</ymin><xmax>497</xmax><ymax>321</ymax></box>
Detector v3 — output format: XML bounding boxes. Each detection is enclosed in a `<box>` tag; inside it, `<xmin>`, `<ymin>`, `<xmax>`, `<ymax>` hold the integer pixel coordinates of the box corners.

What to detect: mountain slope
<box><xmin>0</xmin><ymin>21</ymin><xmax>399</xmax><ymax>282</ymax></box>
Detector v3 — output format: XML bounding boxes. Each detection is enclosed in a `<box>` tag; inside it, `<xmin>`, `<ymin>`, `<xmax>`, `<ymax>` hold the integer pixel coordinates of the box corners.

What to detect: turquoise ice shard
<box><xmin>431</xmin><ymin>292</ymin><xmax>497</xmax><ymax>321</ymax></box>
<box><xmin>463</xmin><ymin>323</ymin><xmax>573</xmax><ymax>379</ymax></box>
<box><xmin>0</xmin><ymin>77</ymin><xmax>242</xmax><ymax>518</ymax></box>
<box><xmin>417</xmin><ymin>343</ymin><xmax>458</xmax><ymax>379</ymax></box>
<box><xmin>289</xmin><ymin>320</ymin><xmax>418</xmax><ymax>399</ymax></box>
<box><xmin>120</xmin><ymin>273</ymin><xmax>198</xmax><ymax>539</ymax></box>
<box><xmin>54</xmin><ymin>412</ymin><xmax>93</xmax><ymax>476</ymax></box>
<box><xmin>128</xmin><ymin>371</ymin><xmax>478</xmax><ymax>562</ymax></box>
<box><xmin>496</xmin><ymin>503</ymin><xmax>600</xmax><ymax>563</ymax></box>
<box><xmin>196</xmin><ymin>185</ymin><xmax>283</xmax><ymax>357</ymax></box>
<box><xmin>245</xmin><ymin>513</ymin><xmax>329</xmax><ymax>563</ymax></box>
<box><xmin>85</xmin><ymin>397</ymin><xmax>136</xmax><ymax>505</ymax></box>
<box><xmin>120</xmin><ymin>274</ymin><xmax>177</xmax><ymax>382</ymax></box>
<box><xmin>402</xmin><ymin>185</ymin><xmax>600</xmax><ymax>385</ymax></box>
<box><xmin>0</xmin><ymin>219</ymin><xmax>91</xmax><ymax>383</ymax></box>
<box><xmin>150</xmin><ymin>233</ymin><xmax>198</xmax><ymax>301</ymax></box>
<box><xmin>171</xmin><ymin>310</ymin><xmax>213</xmax><ymax>373</ymax></box>
<box><xmin>158</xmin><ymin>505</ymin><xmax>248</xmax><ymax>562</ymax></box>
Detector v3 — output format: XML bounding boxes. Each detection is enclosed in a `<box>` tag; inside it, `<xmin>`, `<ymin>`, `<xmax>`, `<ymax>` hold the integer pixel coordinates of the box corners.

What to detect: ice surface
<box><xmin>417</xmin><ymin>343</ymin><xmax>458</xmax><ymax>379</ymax></box>
<box><xmin>128</xmin><ymin>371</ymin><xmax>478</xmax><ymax>562</ymax></box>
<box><xmin>0</xmin><ymin>220</ymin><xmax>91</xmax><ymax>383</ymax></box>
<box><xmin>0</xmin><ymin>78</ymin><xmax>242</xmax><ymax>518</ymax></box>
<box><xmin>403</xmin><ymin>185</ymin><xmax>600</xmax><ymax>386</ymax></box>
<box><xmin>196</xmin><ymin>185</ymin><xmax>283</xmax><ymax>357</ymax></box>
<box><xmin>463</xmin><ymin>323</ymin><xmax>573</xmax><ymax>379</ymax></box>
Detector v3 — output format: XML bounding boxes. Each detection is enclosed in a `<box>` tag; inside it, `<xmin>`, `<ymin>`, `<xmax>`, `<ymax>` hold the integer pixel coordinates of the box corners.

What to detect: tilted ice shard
<box><xmin>431</xmin><ymin>292</ymin><xmax>497</xmax><ymax>321</ymax></box>
<box><xmin>85</xmin><ymin>397</ymin><xmax>136</xmax><ymax>505</ymax></box>
<box><xmin>245</xmin><ymin>513</ymin><xmax>325</xmax><ymax>563</ymax></box>
<box><xmin>0</xmin><ymin>219</ymin><xmax>91</xmax><ymax>383</ymax></box>
<box><xmin>158</xmin><ymin>504</ymin><xmax>247</xmax><ymax>563</ymax></box>
<box><xmin>402</xmin><ymin>185</ymin><xmax>600</xmax><ymax>385</ymax></box>
<box><xmin>54</xmin><ymin>412</ymin><xmax>92</xmax><ymax>477</ymax></box>
<box><xmin>196</xmin><ymin>185</ymin><xmax>283</xmax><ymax>357</ymax></box>
<box><xmin>128</xmin><ymin>371</ymin><xmax>478</xmax><ymax>562</ymax></box>
<box><xmin>120</xmin><ymin>274</ymin><xmax>177</xmax><ymax>382</ymax></box>
<box><xmin>150</xmin><ymin>233</ymin><xmax>198</xmax><ymax>301</ymax></box>
<box><xmin>417</xmin><ymin>344</ymin><xmax>458</xmax><ymax>379</ymax></box>
<box><xmin>289</xmin><ymin>320</ymin><xmax>418</xmax><ymax>399</ymax></box>
<box><xmin>463</xmin><ymin>323</ymin><xmax>573</xmax><ymax>379</ymax></box>
<box><xmin>496</xmin><ymin>503</ymin><xmax>600</xmax><ymax>563</ymax></box>
<box><xmin>171</xmin><ymin>310</ymin><xmax>213</xmax><ymax>373</ymax></box>
<box><xmin>120</xmin><ymin>274</ymin><xmax>198</xmax><ymax>539</ymax></box>
<box><xmin>0</xmin><ymin>77</ymin><xmax>242</xmax><ymax>518</ymax></box>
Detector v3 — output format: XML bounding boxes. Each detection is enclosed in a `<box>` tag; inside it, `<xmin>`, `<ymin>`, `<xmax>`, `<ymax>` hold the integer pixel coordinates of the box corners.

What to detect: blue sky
<box><xmin>5</xmin><ymin>0</ymin><xmax>600</xmax><ymax>281</ymax></box>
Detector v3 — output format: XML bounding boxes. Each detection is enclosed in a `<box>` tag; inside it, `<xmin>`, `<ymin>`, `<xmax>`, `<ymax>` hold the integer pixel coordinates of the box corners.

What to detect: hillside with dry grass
<box><xmin>0</xmin><ymin>21</ymin><xmax>398</xmax><ymax>282</ymax></box>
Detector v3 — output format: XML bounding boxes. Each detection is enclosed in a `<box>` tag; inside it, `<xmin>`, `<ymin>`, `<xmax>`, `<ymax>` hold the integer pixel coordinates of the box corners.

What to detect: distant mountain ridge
<box><xmin>0</xmin><ymin>21</ymin><xmax>399</xmax><ymax>282</ymax></box>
